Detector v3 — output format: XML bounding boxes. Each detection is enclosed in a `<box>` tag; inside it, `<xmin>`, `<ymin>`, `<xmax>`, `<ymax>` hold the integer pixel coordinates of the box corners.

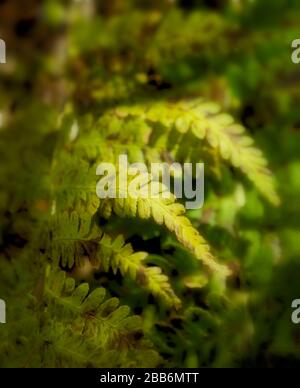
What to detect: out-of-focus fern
<box><xmin>0</xmin><ymin>264</ymin><xmax>160</xmax><ymax>368</ymax></box>
<box><xmin>50</xmin><ymin>211</ymin><xmax>98</xmax><ymax>268</ymax></box>
<box><xmin>43</xmin><ymin>269</ymin><xmax>161</xmax><ymax>367</ymax></box>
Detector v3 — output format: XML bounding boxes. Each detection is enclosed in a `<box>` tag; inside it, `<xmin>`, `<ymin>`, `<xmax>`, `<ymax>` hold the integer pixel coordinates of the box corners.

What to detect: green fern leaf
<box><xmin>43</xmin><ymin>268</ymin><xmax>161</xmax><ymax>367</ymax></box>
<box><xmin>115</xmin><ymin>99</ymin><xmax>280</xmax><ymax>206</ymax></box>
<box><xmin>95</xmin><ymin>233</ymin><xmax>181</xmax><ymax>309</ymax></box>
<box><xmin>50</xmin><ymin>212</ymin><xmax>98</xmax><ymax>268</ymax></box>
<box><xmin>100</xmin><ymin>173</ymin><xmax>230</xmax><ymax>278</ymax></box>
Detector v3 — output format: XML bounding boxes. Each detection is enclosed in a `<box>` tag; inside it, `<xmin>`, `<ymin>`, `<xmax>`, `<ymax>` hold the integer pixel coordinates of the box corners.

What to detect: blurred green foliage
<box><xmin>0</xmin><ymin>0</ymin><xmax>300</xmax><ymax>368</ymax></box>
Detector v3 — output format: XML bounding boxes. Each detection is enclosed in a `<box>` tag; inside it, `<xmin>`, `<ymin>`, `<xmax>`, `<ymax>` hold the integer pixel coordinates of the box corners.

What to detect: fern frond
<box><xmin>51</xmin><ymin>154</ymin><xmax>100</xmax><ymax>216</ymax></box>
<box><xmin>115</xmin><ymin>99</ymin><xmax>280</xmax><ymax>206</ymax></box>
<box><xmin>100</xmin><ymin>173</ymin><xmax>230</xmax><ymax>278</ymax></box>
<box><xmin>50</xmin><ymin>211</ymin><xmax>99</xmax><ymax>268</ymax></box>
<box><xmin>0</xmin><ymin>261</ymin><xmax>160</xmax><ymax>367</ymax></box>
<box><xmin>95</xmin><ymin>233</ymin><xmax>181</xmax><ymax>309</ymax></box>
<box><xmin>45</xmin><ymin>270</ymin><xmax>138</xmax><ymax>346</ymax></box>
<box><xmin>49</xmin><ymin>212</ymin><xmax>180</xmax><ymax>307</ymax></box>
<box><xmin>43</xmin><ymin>269</ymin><xmax>161</xmax><ymax>367</ymax></box>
